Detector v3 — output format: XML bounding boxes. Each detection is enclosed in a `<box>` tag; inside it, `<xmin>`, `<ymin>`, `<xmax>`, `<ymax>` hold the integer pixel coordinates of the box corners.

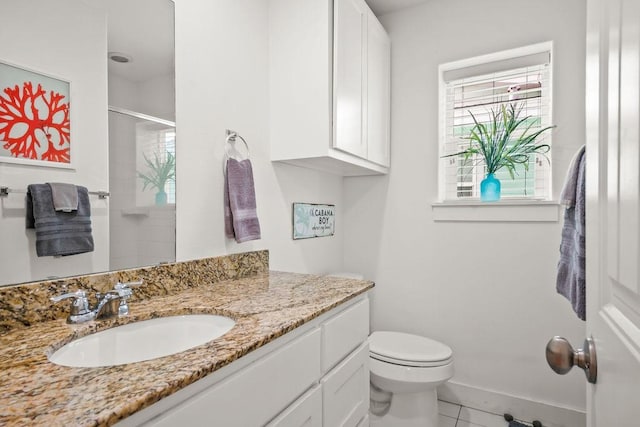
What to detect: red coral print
<box><xmin>0</xmin><ymin>81</ymin><xmax>70</xmax><ymax>162</ymax></box>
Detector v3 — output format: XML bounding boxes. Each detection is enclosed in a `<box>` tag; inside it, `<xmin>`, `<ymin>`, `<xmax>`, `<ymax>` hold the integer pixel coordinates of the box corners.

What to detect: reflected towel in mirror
<box><xmin>48</xmin><ymin>182</ymin><xmax>78</xmax><ymax>212</ymax></box>
<box><xmin>26</xmin><ymin>184</ymin><xmax>94</xmax><ymax>257</ymax></box>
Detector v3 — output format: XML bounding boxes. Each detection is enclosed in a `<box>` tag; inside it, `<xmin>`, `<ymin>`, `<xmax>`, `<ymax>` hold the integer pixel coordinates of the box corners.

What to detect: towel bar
<box><xmin>0</xmin><ymin>186</ymin><xmax>110</xmax><ymax>199</ymax></box>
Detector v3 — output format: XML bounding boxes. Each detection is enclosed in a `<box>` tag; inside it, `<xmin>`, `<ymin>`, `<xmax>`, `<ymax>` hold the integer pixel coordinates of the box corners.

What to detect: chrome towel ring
<box><xmin>224</xmin><ymin>129</ymin><xmax>250</xmax><ymax>160</ymax></box>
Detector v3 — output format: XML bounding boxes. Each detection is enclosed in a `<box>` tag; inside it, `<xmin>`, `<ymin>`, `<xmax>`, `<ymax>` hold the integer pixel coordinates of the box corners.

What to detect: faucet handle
<box><xmin>51</xmin><ymin>289</ymin><xmax>86</xmax><ymax>302</ymax></box>
<box><xmin>50</xmin><ymin>290</ymin><xmax>91</xmax><ymax>316</ymax></box>
<box><xmin>113</xmin><ymin>279</ymin><xmax>143</xmax><ymax>316</ymax></box>
<box><xmin>114</xmin><ymin>279</ymin><xmax>144</xmax><ymax>292</ymax></box>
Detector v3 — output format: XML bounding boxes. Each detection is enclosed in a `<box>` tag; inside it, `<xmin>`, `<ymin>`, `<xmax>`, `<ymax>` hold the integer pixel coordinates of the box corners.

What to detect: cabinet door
<box><xmin>333</xmin><ymin>0</ymin><xmax>368</xmax><ymax>159</ymax></box>
<box><xmin>267</xmin><ymin>385</ymin><xmax>322</xmax><ymax>427</ymax></box>
<box><xmin>366</xmin><ymin>12</ymin><xmax>390</xmax><ymax>167</ymax></box>
<box><xmin>269</xmin><ymin>0</ymin><xmax>333</xmax><ymax>161</ymax></box>
<box><xmin>321</xmin><ymin>343</ymin><xmax>370</xmax><ymax>427</ymax></box>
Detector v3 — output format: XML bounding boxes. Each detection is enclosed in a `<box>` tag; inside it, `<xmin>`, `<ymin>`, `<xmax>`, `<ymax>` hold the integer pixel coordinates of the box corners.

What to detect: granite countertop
<box><xmin>0</xmin><ymin>271</ymin><xmax>373</xmax><ymax>426</ymax></box>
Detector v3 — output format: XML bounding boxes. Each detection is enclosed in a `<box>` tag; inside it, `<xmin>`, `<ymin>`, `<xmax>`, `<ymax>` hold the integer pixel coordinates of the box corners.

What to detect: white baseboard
<box><xmin>437</xmin><ymin>381</ymin><xmax>586</xmax><ymax>427</ymax></box>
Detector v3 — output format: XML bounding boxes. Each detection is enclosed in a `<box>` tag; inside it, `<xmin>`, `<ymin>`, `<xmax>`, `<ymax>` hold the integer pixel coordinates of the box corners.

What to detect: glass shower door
<box><xmin>108</xmin><ymin>108</ymin><xmax>176</xmax><ymax>271</ymax></box>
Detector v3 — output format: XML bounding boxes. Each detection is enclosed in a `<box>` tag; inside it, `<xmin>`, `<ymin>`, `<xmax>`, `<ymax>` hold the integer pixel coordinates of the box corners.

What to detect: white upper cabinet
<box><xmin>269</xmin><ymin>0</ymin><xmax>391</xmax><ymax>176</ymax></box>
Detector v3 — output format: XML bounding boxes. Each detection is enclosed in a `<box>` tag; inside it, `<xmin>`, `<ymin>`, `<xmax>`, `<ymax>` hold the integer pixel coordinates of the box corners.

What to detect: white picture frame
<box><xmin>0</xmin><ymin>60</ymin><xmax>73</xmax><ymax>169</ymax></box>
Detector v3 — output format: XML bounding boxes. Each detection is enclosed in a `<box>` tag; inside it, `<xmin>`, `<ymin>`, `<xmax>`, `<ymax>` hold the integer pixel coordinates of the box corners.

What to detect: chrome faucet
<box><xmin>93</xmin><ymin>291</ymin><xmax>122</xmax><ymax>319</ymax></box>
<box><xmin>51</xmin><ymin>290</ymin><xmax>122</xmax><ymax>324</ymax></box>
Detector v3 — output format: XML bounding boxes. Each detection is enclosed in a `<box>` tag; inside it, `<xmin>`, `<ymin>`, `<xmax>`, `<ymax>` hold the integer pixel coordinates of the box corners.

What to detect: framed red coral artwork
<box><xmin>0</xmin><ymin>61</ymin><xmax>72</xmax><ymax>168</ymax></box>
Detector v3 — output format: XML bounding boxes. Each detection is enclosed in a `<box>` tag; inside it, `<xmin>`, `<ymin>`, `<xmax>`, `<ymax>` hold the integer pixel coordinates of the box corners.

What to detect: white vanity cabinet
<box><xmin>269</xmin><ymin>0</ymin><xmax>390</xmax><ymax>176</ymax></box>
<box><xmin>118</xmin><ymin>296</ymin><xmax>370</xmax><ymax>427</ymax></box>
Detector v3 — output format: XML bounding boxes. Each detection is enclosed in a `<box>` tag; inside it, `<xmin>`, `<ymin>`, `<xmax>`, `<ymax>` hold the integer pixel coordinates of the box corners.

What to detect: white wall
<box><xmin>174</xmin><ymin>0</ymin><xmax>344</xmax><ymax>274</ymax></box>
<box><xmin>0</xmin><ymin>0</ymin><xmax>109</xmax><ymax>285</ymax></box>
<box><xmin>344</xmin><ymin>0</ymin><xmax>588</xmax><ymax>415</ymax></box>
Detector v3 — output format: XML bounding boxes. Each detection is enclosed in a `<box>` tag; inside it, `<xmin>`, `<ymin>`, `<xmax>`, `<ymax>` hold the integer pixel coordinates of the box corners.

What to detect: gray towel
<box><xmin>48</xmin><ymin>182</ymin><xmax>78</xmax><ymax>212</ymax></box>
<box><xmin>224</xmin><ymin>164</ymin><xmax>235</xmax><ymax>239</ymax></box>
<box><xmin>224</xmin><ymin>158</ymin><xmax>261</xmax><ymax>243</ymax></box>
<box><xmin>559</xmin><ymin>146</ymin><xmax>585</xmax><ymax>207</ymax></box>
<box><xmin>556</xmin><ymin>147</ymin><xmax>586</xmax><ymax>320</ymax></box>
<box><xmin>26</xmin><ymin>184</ymin><xmax>94</xmax><ymax>257</ymax></box>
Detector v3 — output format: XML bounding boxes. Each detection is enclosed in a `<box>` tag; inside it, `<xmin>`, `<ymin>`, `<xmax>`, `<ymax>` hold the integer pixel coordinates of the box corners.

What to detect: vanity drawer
<box><xmin>321</xmin><ymin>342</ymin><xmax>370</xmax><ymax>427</ymax></box>
<box><xmin>267</xmin><ymin>384</ymin><xmax>322</xmax><ymax>427</ymax></box>
<box><xmin>321</xmin><ymin>299</ymin><xmax>369</xmax><ymax>372</ymax></box>
<box><xmin>146</xmin><ymin>329</ymin><xmax>321</xmax><ymax>427</ymax></box>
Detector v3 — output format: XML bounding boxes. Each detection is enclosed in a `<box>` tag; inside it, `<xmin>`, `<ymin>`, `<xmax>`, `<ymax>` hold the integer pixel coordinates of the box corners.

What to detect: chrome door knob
<box><xmin>545</xmin><ymin>336</ymin><xmax>597</xmax><ymax>384</ymax></box>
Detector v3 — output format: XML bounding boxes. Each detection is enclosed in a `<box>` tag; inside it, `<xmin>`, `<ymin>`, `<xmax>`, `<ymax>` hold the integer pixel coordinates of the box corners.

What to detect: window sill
<box><xmin>431</xmin><ymin>200</ymin><xmax>560</xmax><ymax>222</ymax></box>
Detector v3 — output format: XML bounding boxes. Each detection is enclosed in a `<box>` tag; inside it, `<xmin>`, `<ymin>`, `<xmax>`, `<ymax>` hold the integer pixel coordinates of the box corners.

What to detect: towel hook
<box><xmin>224</xmin><ymin>129</ymin><xmax>250</xmax><ymax>160</ymax></box>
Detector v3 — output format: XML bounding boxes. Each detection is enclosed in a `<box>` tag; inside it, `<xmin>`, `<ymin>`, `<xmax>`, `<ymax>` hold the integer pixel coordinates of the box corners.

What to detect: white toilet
<box><xmin>368</xmin><ymin>331</ymin><xmax>454</xmax><ymax>427</ymax></box>
<box><xmin>327</xmin><ymin>272</ymin><xmax>453</xmax><ymax>426</ymax></box>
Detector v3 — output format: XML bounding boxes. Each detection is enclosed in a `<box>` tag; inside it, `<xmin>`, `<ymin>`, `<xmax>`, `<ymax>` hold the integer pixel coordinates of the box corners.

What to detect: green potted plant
<box><xmin>137</xmin><ymin>151</ymin><xmax>175</xmax><ymax>205</ymax></box>
<box><xmin>444</xmin><ymin>103</ymin><xmax>555</xmax><ymax>202</ymax></box>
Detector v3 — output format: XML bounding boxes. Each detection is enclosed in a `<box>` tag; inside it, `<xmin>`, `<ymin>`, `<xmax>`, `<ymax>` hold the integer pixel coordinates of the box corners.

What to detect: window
<box><xmin>439</xmin><ymin>44</ymin><xmax>553</xmax><ymax>202</ymax></box>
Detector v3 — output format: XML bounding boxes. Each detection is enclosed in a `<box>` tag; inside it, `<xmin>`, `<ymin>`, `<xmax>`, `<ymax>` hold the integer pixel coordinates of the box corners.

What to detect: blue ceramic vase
<box><xmin>480</xmin><ymin>173</ymin><xmax>501</xmax><ymax>202</ymax></box>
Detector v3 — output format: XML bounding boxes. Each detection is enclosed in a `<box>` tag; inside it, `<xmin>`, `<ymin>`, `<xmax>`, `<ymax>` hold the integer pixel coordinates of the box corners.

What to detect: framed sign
<box><xmin>0</xmin><ymin>61</ymin><xmax>72</xmax><ymax>168</ymax></box>
<box><xmin>292</xmin><ymin>203</ymin><xmax>335</xmax><ymax>240</ymax></box>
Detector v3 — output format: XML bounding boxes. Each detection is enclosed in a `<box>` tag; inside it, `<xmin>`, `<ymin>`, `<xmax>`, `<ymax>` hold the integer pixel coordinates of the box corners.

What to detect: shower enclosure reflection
<box><xmin>108</xmin><ymin>109</ymin><xmax>176</xmax><ymax>271</ymax></box>
<box><xmin>105</xmin><ymin>0</ymin><xmax>176</xmax><ymax>272</ymax></box>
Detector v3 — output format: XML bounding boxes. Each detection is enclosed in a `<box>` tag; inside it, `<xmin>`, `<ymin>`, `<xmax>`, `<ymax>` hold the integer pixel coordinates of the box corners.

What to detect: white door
<box><xmin>585</xmin><ymin>0</ymin><xmax>640</xmax><ymax>425</ymax></box>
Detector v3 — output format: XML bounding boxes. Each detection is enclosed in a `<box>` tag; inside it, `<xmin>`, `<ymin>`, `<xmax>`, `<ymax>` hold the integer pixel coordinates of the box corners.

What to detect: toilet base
<box><xmin>369</xmin><ymin>388</ymin><xmax>438</xmax><ymax>427</ymax></box>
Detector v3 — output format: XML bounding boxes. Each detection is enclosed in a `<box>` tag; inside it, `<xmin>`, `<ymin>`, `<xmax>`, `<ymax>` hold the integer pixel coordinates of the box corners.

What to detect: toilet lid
<box><xmin>369</xmin><ymin>331</ymin><xmax>453</xmax><ymax>367</ymax></box>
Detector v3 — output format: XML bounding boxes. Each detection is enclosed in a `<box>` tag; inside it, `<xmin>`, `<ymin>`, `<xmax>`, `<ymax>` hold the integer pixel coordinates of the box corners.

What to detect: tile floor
<box><xmin>438</xmin><ymin>400</ymin><xmax>522</xmax><ymax>427</ymax></box>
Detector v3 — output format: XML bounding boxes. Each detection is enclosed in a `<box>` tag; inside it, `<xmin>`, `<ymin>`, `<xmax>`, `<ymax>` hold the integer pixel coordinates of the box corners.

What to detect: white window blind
<box><xmin>440</xmin><ymin>50</ymin><xmax>552</xmax><ymax>201</ymax></box>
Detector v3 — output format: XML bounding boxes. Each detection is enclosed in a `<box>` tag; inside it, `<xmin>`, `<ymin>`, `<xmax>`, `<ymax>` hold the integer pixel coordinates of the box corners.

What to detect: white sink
<box><xmin>49</xmin><ymin>314</ymin><xmax>235</xmax><ymax>367</ymax></box>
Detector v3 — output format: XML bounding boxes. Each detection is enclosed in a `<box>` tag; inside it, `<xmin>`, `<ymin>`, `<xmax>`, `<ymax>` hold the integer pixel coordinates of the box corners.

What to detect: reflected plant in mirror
<box><xmin>138</xmin><ymin>151</ymin><xmax>176</xmax><ymax>206</ymax></box>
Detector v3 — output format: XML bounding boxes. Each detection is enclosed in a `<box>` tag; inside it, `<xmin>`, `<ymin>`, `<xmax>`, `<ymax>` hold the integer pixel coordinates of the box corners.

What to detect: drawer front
<box><xmin>267</xmin><ymin>385</ymin><xmax>322</xmax><ymax>427</ymax></box>
<box><xmin>322</xmin><ymin>298</ymin><xmax>369</xmax><ymax>373</ymax></box>
<box><xmin>321</xmin><ymin>343</ymin><xmax>370</xmax><ymax>427</ymax></box>
<box><xmin>147</xmin><ymin>329</ymin><xmax>321</xmax><ymax>427</ymax></box>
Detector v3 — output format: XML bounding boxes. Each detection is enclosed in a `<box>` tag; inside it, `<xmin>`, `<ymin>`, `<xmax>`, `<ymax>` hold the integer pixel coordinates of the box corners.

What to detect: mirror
<box><xmin>0</xmin><ymin>0</ymin><xmax>175</xmax><ymax>286</ymax></box>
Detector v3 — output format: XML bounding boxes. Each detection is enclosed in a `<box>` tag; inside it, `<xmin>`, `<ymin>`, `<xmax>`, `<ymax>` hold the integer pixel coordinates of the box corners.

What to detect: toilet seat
<box><xmin>371</xmin><ymin>353</ymin><xmax>452</xmax><ymax>367</ymax></box>
<box><xmin>369</xmin><ymin>331</ymin><xmax>453</xmax><ymax>367</ymax></box>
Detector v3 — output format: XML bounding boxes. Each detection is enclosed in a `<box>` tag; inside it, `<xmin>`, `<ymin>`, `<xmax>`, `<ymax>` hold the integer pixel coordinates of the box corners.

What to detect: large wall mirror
<box><xmin>0</xmin><ymin>0</ymin><xmax>175</xmax><ymax>286</ymax></box>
